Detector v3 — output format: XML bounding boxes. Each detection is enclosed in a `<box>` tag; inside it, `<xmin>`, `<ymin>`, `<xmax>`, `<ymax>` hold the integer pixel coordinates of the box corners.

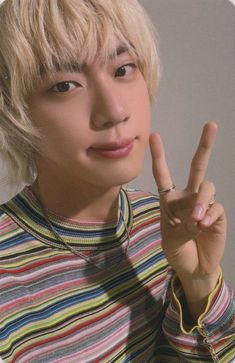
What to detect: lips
<box><xmin>89</xmin><ymin>138</ymin><xmax>135</xmax><ymax>158</ymax></box>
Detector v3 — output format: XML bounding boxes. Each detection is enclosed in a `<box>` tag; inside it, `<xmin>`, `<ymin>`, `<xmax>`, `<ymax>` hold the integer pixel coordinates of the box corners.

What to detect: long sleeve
<box><xmin>163</xmin><ymin>272</ymin><xmax>235</xmax><ymax>362</ymax></box>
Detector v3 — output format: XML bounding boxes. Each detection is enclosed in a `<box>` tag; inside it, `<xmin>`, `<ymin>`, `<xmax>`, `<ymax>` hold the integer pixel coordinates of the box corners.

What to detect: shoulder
<box><xmin>0</xmin><ymin>209</ymin><xmax>19</xmax><ymax>241</ymax></box>
<box><xmin>0</xmin><ymin>195</ymin><xmax>22</xmax><ymax>238</ymax></box>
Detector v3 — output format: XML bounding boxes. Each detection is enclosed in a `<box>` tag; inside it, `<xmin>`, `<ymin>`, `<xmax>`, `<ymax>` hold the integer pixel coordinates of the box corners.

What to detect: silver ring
<box><xmin>208</xmin><ymin>194</ymin><xmax>216</xmax><ymax>208</ymax></box>
<box><xmin>158</xmin><ymin>184</ymin><xmax>176</xmax><ymax>195</ymax></box>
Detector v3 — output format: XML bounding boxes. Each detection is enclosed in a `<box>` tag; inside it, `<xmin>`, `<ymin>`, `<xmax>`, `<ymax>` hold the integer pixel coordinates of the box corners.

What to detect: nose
<box><xmin>91</xmin><ymin>80</ymin><xmax>130</xmax><ymax>129</ymax></box>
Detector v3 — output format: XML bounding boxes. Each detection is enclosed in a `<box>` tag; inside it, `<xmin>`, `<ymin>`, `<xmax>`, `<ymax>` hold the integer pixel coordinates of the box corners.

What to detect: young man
<box><xmin>0</xmin><ymin>0</ymin><xmax>234</xmax><ymax>362</ymax></box>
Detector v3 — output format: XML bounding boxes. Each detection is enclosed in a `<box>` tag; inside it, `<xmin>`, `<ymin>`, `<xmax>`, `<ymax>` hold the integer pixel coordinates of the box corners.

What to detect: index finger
<box><xmin>149</xmin><ymin>133</ymin><xmax>173</xmax><ymax>193</ymax></box>
<box><xmin>186</xmin><ymin>122</ymin><xmax>218</xmax><ymax>192</ymax></box>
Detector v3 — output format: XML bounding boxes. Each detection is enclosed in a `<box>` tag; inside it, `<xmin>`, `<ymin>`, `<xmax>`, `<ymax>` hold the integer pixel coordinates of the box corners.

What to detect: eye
<box><xmin>115</xmin><ymin>63</ymin><xmax>137</xmax><ymax>78</ymax></box>
<box><xmin>50</xmin><ymin>81</ymin><xmax>81</xmax><ymax>93</ymax></box>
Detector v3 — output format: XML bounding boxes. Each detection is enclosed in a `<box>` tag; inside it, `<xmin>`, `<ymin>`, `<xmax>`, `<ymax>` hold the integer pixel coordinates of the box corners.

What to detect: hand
<box><xmin>149</xmin><ymin>122</ymin><xmax>226</xmax><ymax>292</ymax></box>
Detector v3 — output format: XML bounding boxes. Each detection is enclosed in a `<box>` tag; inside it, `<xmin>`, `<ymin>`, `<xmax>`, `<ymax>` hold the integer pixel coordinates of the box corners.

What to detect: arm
<box><xmin>150</xmin><ymin>122</ymin><xmax>235</xmax><ymax>360</ymax></box>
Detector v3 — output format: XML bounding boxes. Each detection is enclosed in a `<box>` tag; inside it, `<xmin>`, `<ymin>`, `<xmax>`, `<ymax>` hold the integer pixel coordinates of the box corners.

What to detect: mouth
<box><xmin>89</xmin><ymin>138</ymin><xmax>135</xmax><ymax>158</ymax></box>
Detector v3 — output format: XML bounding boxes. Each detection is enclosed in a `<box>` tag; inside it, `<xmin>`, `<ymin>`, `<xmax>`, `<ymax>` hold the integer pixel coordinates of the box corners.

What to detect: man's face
<box><xmin>28</xmin><ymin>46</ymin><xmax>151</xmax><ymax>189</ymax></box>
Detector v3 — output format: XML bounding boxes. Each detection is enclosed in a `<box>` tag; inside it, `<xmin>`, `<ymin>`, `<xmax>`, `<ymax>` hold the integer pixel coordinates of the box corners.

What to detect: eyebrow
<box><xmin>45</xmin><ymin>44</ymin><xmax>131</xmax><ymax>75</ymax></box>
<box><xmin>112</xmin><ymin>44</ymin><xmax>130</xmax><ymax>58</ymax></box>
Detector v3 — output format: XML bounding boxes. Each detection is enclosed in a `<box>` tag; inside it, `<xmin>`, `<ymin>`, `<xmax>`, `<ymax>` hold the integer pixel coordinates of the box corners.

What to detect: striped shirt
<box><xmin>0</xmin><ymin>187</ymin><xmax>234</xmax><ymax>362</ymax></box>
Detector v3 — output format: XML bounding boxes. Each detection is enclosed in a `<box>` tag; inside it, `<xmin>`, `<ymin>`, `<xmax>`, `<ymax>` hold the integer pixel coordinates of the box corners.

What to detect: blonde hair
<box><xmin>0</xmin><ymin>0</ymin><xmax>160</xmax><ymax>184</ymax></box>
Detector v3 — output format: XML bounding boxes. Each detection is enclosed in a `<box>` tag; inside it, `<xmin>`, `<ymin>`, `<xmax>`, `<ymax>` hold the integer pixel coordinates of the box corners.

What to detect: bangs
<box><xmin>4</xmin><ymin>0</ymin><xmax>154</xmax><ymax>96</ymax></box>
<box><xmin>31</xmin><ymin>2</ymin><xmax>136</xmax><ymax>79</ymax></box>
<box><xmin>0</xmin><ymin>0</ymin><xmax>159</xmax><ymax>184</ymax></box>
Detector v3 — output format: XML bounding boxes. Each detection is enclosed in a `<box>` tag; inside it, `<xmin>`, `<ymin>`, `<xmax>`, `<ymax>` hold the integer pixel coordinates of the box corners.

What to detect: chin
<box><xmin>97</xmin><ymin>162</ymin><xmax>144</xmax><ymax>188</ymax></box>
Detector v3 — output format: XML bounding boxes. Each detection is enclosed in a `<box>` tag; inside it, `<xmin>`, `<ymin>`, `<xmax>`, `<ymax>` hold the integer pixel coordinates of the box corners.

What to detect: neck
<box><xmin>31</xmin><ymin>177</ymin><xmax>121</xmax><ymax>224</ymax></box>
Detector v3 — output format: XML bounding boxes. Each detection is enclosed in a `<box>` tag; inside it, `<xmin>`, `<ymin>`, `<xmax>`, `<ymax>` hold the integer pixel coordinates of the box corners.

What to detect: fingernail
<box><xmin>202</xmin><ymin>215</ymin><xmax>212</xmax><ymax>226</ymax></box>
<box><xmin>192</xmin><ymin>205</ymin><xmax>204</xmax><ymax>220</ymax></box>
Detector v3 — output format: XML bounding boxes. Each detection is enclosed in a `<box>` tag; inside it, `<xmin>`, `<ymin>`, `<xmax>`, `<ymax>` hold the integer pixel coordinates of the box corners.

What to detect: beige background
<box><xmin>130</xmin><ymin>0</ymin><xmax>235</xmax><ymax>286</ymax></box>
<box><xmin>0</xmin><ymin>0</ymin><xmax>234</xmax><ymax>286</ymax></box>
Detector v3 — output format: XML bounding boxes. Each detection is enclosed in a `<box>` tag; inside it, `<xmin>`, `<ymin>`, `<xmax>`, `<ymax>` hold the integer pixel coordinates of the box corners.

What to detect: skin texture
<box><xmin>29</xmin><ymin>47</ymin><xmax>151</xmax><ymax>222</ymax></box>
<box><xmin>28</xmin><ymin>46</ymin><xmax>226</xmax><ymax>321</ymax></box>
<box><xmin>150</xmin><ymin>122</ymin><xmax>226</xmax><ymax>320</ymax></box>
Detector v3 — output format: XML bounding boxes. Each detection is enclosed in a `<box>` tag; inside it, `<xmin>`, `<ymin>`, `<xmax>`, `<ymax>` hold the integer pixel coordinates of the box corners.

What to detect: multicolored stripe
<box><xmin>0</xmin><ymin>187</ymin><xmax>234</xmax><ymax>362</ymax></box>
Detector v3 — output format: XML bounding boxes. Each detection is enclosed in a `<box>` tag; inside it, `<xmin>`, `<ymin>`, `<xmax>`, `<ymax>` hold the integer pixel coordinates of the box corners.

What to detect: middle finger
<box><xmin>186</xmin><ymin>122</ymin><xmax>217</xmax><ymax>192</ymax></box>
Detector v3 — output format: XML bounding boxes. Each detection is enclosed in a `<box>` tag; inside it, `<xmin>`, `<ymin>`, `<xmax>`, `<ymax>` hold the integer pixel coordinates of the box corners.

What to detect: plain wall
<box><xmin>0</xmin><ymin>0</ymin><xmax>234</xmax><ymax>286</ymax></box>
<box><xmin>130</xmin><ymin>0</ymin><xmax>234</xmax><ymax>286</ymax></box>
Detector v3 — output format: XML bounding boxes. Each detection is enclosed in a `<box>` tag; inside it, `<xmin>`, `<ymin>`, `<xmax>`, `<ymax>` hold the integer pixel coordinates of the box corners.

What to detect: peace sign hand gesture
<box><xmin>150</xmin><ymin>122</ymin><xmax>227</xmax><ymax>320</ymax></box>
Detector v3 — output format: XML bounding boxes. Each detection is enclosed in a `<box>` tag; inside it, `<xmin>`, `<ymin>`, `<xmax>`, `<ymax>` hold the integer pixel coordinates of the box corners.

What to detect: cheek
<box><xmin>134</xmin><ymin>77</ymin><xmax>151</xmax><ymax>116</ymax></box>
<box><xmin>135</xmin><ymin>82</ymin><xmax>151</xmax><ymax>134</ymax></box>
<box><xmin>30</xmin><ymin>102</ymin><xmax>87</xmax><ymax>149</ymax></box>
<box><xmin>30</xmin><ymin>102</ymin><xmax>71</xmax><ymax>131</ymax></box>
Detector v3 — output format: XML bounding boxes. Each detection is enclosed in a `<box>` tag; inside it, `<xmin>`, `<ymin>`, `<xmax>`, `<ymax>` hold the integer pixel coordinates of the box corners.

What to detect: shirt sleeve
<box><xmin>162</xmin><ymin>270</ymin><xmax>235</xmax><ymax>362</ymax></box>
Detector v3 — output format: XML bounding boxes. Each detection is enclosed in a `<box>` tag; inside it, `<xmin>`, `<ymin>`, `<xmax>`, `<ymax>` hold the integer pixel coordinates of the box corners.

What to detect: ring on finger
<box><xmin>158</xmin><ymin>184</ymin><xmax>176</xmax><ymax>195</ymax></box>
<box><xmin>208</xmin><ymin>194</ymin><xmax>216</xmax><ymax>208</ymax></box>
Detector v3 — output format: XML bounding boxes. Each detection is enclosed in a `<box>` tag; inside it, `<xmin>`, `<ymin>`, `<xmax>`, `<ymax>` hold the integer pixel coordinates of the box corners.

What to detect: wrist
<box><xmin>177</xmin><ymin>268</ymin><xmax>221</xmax><ymax>321</ymax></box>
<box><xmin>180</xmin><ymin>268</ymin><xmax>220</xmax><ymax>295</ymax></box>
